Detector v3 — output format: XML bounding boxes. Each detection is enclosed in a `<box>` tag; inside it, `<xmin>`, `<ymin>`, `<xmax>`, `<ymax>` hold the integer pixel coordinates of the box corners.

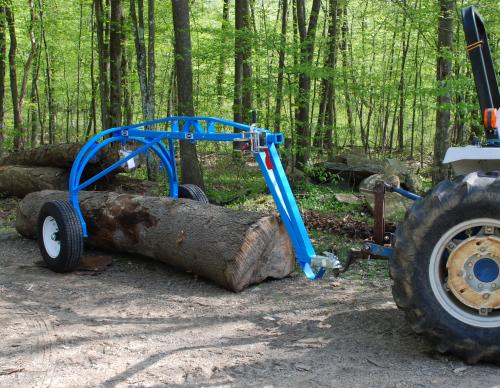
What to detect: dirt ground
<box><xmin>0</xmin><ymin>199</ymin><xmax>499</xmax><ymax>387</ymax></box>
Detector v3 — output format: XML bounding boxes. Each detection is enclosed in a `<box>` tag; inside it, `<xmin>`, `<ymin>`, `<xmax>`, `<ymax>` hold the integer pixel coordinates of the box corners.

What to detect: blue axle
<box><xmin>69</xmin><ymin>116</ymin><xmax>341</xmax><ymax>280</ymax></box>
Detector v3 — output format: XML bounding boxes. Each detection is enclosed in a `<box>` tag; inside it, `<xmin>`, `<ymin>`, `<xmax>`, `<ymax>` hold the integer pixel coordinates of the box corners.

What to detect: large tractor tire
<box><xmin>391</xmin><ymin>171</ymin><xmax>500</xmax><ymax>364</ymax></box>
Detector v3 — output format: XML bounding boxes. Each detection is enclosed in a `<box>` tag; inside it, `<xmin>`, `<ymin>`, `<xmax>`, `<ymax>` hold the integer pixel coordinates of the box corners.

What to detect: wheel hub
<box><xmin>42</xmin><ymin>216</ymin><xmax>61</xmax><ymax>259</ymax></box>
<box><xmin>447</xmin><ymin>235</ymin><xmax>500</xmax><ymax>312</ymax></box>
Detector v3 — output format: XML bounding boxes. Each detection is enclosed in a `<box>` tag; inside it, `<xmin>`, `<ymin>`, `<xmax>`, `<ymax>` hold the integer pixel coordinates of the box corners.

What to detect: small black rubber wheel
<box><xmin>37</xmin><ymin>200</ymin><xmax>84</xmax><ymax>273</ymax></box>
<box><xmin>178</xmin><ymin>184</ymin><xmax>209</xmax><ymax>203</ymax></box>
<box><xmin>390</xmin><ymin>171</ymin><xmax>500</xmax><ymax>364</ymax></box>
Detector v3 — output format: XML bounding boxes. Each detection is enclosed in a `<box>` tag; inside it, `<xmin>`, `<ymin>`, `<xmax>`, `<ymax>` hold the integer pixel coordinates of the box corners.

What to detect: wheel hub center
<box><xmin>473</xmin><ymin>258</ymin><xmax>499</xmax><ymax>283</ymax></box>
<box><xmin>447</xmin><ymin>235</ymin><xmax>500</xmax><ymax>311</ymax></box>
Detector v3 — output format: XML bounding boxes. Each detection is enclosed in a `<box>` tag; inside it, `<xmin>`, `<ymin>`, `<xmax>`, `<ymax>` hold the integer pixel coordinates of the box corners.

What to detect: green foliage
<box><xmin>203</xmin><ymin>152</ymin><xmax>267</xmax><ymax>205</ymax></box>
<box><xmin>0</xmin><ymin>0</ymin><xmax>497</xmax><ymax>162</ymax></box>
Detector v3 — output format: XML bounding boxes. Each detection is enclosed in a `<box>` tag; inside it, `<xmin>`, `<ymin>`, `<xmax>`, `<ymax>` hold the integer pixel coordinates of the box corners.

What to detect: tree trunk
<box><xmin>433</xmin><ymin>0</ymin><xmax>453</xmax><ymax>184</ymax></box>
<box><xmin>315</xmin><ymin>0</ymin><xmax>338</xmax><ymax>155</ymax></box>
<box><xmin>121</xmin><ymin>14</ymin><xmax>133</xmax><ymax>125</ymax></box>
<box><xmin>5</xmin><ymin>7</ymin><xmax>22</xmax><ymax>150</ymax></box>
<box><xmin>76</xmin><ymin>1</ymin><xmax>84</xmax><ymax>139</ymax></box>
<box><xmin>94</xmin><ymin>0</ymin><xmax>110</xmax><ymax>130</ymax></box>
<box><xmin>130</xmin><ymin>0</ymin><xmax>157</xmax><ymax>180</ymax></box>
<box><xmin>396</xmin><ymin>1</ymin><xmax>411</xmax><ymax>154</ymax></box>
<box><xmin>233</xmin><ymin>0</ymin><xmax>252</xmax><ymax>151</ymax></box>
<box><xmin>109</xmin><ymin>0</ymin><xmax>122</xmax><ymax>128</ymax></box>
<box><xmin>273</xmin><ymin>0</ymin><xmax>287</xmax><ymax>131</ymax></box>
<box><xmin>171</xmin><ymin>0</ymin><xmax>204</xmax><ymax>189</ymax></box>
<box><xmin>130</xmin><ymin>0</ymin><xmax>148</xmax><ymax>120</ymax></box>
<box><xmin>216</xmin><ymin>0</ymin><xmax>230</xmax><ymax>109</ymax></box>
<box><xmin>0</xmin><ymin>7</ymin><xmax>5</xmax><ymax>157</ymax></box>
<box><xmin>294</xmin><ymin>0</ymin><xmax>321</xmax><ymax>167</ymax></box>
<box><xmin>16</xmin><ymin>190</ymin><xmax>294</xmax><ymax>292</ymax></box>
<box><xmin>37</xmin><ymin>0</ymin><xmax>55</xmax><ymax>144</ymax></box>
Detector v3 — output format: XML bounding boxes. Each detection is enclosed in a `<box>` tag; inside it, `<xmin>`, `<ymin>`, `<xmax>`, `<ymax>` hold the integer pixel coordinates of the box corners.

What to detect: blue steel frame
<box><xmin>69</xmin><ymin>116</ymin><xmax>327</xmax><ymax>279</ymax></box>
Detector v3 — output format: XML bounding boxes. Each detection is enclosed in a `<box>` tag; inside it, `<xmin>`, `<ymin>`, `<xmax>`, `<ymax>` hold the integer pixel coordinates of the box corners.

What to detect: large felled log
<box><xmin>0</xmin><ymin>143</ymin><xmax>101</xmax><ymax>168</ymax></box>
<box><xmin>0</xmin><ymin>166</ymin><xmax>69</xmax><ymax>197</ymax></box>
<box><xmin>16</xmin><ymin>190</ymin><xmax>294</xmax><ymax>292</ymax></box>
<box><xmin>0</xmin><ymin>142</ymin><xmax>144</xmax><ymax>174</ymax></box>
<box><xmin>0</xmin><ymin>164</ymin><xmax>158</xmax><ymax>198</ymax></box>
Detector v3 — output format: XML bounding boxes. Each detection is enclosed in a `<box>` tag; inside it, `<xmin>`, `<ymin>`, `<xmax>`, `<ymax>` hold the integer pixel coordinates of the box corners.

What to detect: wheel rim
<box><xmin>429</xmin><ymin>218</ymin><xmax>500</xmax><ymax>328</ymax></box>
<box><xmin>42</xmin><ymin>216</ymin><xmax>61</xmax><ymax>258</ymax></box>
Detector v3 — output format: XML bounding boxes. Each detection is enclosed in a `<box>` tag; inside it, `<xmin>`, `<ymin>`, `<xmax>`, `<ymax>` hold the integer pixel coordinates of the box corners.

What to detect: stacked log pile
<box><xmin>0</xmin><ymin>144</ymin><xmax>156</xmax><ymax>197</ymax></box>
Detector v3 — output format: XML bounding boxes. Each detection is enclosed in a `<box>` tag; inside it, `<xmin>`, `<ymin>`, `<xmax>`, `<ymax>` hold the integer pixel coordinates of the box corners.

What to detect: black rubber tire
<box><xmin>390</xmin><ymin>171</ymin><xmax>500</xmax><ymax>364</ymax></box>
<box><xmin>178</xmin><ymin>184</ymin><xmax>209</xmax><ymax>203</ymax></box>
<box><xmin>37</xmin><ymin>200</ymin><xmax>84</xmax><ymax>273</ymax></box>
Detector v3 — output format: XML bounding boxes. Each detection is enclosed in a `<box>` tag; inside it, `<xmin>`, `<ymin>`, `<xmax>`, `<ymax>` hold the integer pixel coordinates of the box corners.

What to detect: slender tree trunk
<box><xmin>76</xmin><ymin>1</ymin><xmax>84</xmax><ymax>139</ymax></box>
<box><xmin>433</xmin><ymin>0</ymin><xmax>453</xmax><ymax>184</ymax></box>
<box><xmin>146</xmin><ymin>0</ymin><xmax>155</xmax><ymax>120</ymax></box>
<box><xmin>233</xmin><ymin>0</ymin><xmax>252</xmax><ymax>154</ymax></box>
<box><xmin>109</xmin><ymin>0</ymin><xmax>122</xmax><ymax>128</ymax></box>
<box><xmin>273</xmin><ymin>0</ymin><xmax>287</xmax><ymax>132</ymax></box>
<box><xmin>0</xmin><ymin>7</ymin><xmax>5</xmax><ymax>156</ymax></box>
<box><xmin>316</xmin><ymin>0</ymin><xmax>338</xmax><ymax>156</ymax></box>
<box><xmin>86</xmin><ymin>4</ymin><xmax>97</xmax><ymax>137</ymax></box>
<box><xmin>6</xmin><ymin>7</ymin><xmax>22</xmax><ymax>150</ymax></box>
<box><xmin>37</xmin><ymin>0</ymin><xmax>55</xmax><ymax>144</ymax></box>
<box><xmin>130</xmin><ymin>0</ymin><xmax>148</xmax><ymax>120</ymax></box>
<box><xmin>130</xmin><ymin>0</ymin><xmax>157</xmax><ymax>179</ymax></box>
<box><xmin>396</xmin><ymin>1</ymin><xmax>411</xmax><ymax>154</ymax></box>
<box><xmin>121</xmin><ymin>15</ymin><xmax>132</xmax><ymax>125</ymax></box>
<box><xmin>94</xmin><ymin>0</ymin><xmax>110</xmax><ymax>130</ymax></box>
<box><xmin>339</xmin><ymin>3</ymin><xmax>353</xmax><ymax>146</ymax></box>
<box><xmin>171</xmin><ymin>0</ymin><xmax>204</xmax><ymax>189</ymax></box>
<box><xmin>294</xmin><ymin>0</ymin><xmax>321</xmax><ymax>167</ymax></box>
<box><xmin>216</xmin><ymin>0</ymin><xmax>230</xmax><ymax>109</ymax></box>
<box><xmin>410</xmin><ymin>30</ymin><xmax>421</xmax><ymax>159</ymax></box>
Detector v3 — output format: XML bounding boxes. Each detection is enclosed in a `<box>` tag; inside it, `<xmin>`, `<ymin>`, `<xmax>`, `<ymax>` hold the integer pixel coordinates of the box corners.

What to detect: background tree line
<box><xmin>0</xmin><ymin>0</ymin><xmax>497</xmax><ymax>185</ymax></box>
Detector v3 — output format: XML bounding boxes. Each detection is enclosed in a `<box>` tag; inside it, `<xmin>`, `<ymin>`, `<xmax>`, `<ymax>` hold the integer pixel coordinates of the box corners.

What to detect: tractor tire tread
<box><xmin>390</xmin><ymin>171</ymin><xmax>500</xmax><ymax>364</ymax></box>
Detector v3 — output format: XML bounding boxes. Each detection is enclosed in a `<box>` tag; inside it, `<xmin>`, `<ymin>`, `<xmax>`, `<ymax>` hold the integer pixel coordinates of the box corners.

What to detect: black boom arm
<box><xmin>462</xmin><ymin>6</ymin><xmax>500</xmax><ymax>141</ymax></box>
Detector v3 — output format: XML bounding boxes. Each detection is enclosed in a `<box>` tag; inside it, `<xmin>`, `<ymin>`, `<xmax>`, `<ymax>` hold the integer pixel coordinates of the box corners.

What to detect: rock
<box><xmin>384</xmin><ymin>158</ymin><xmax>422</xmax><ymax>193</ymax></box>
<box><xmin>359</xmin><ymin>174</ymin><xmax>400</xmax><ymax>191</ymax></box>
<box><xmin>334</xmin><ymin>193</ymin><xmax>364</xmax><ymax>205</ymax></box>
<box><xmin>310</xmin><ymin>152</ymin><xmax>422</xmax><ymax>193</ymax></box>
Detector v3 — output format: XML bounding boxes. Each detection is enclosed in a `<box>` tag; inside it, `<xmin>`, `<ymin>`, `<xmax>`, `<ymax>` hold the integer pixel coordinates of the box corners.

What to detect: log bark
<box><xmin>0</xmin><ymin>165</ymin><xmax>157</xmax><ymax>198</ymax></box>
<box><xmin>0</xmin><ymin>166</ymin><xmax>68</xmax><ymax>197</ymax></box>
<box><xmin>16</xmin><ymin>190</ymin><xmax>294</xmax><ymax>291</ymax></box>
<box><xmin>0</xmin><ymin>143</ymin><xmax>115</xmax><ymax>168</ymax></box>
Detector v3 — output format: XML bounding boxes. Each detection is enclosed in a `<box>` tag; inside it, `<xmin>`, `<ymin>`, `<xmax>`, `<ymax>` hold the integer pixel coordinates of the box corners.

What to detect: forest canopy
<box><xmin>0</xmin><ymin>0</ymin><xmax>497</xmax><ymax>181</ymax></box>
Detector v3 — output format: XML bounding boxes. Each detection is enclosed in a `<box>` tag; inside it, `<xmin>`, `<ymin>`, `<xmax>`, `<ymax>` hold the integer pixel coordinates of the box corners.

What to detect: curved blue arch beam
<box><xmin>68</xmin><ymin>116</ymin><xmax>341</xmax><ymax>279</ymax></box>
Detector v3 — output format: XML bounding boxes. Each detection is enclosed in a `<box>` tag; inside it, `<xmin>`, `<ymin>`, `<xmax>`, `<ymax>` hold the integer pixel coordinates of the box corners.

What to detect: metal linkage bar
<box><xmin>69</xmin><ymin>116</ymin><xmax>338</xmax><ymax>279</ymax></box>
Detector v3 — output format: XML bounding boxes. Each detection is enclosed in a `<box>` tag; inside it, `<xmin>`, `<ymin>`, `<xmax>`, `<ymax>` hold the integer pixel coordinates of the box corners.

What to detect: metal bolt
<box><xmin>447</xmin><ymin>242</ymin><xmax>456</xmax><ymax>250</ymax></box>
<box><xmin>51</xmin><ymin>233</ymin><xmax>57</xmax><ymax>241</ymax></box>
<box><xmin>484</xmin><ymin>226</ymin><xmax>494</xmax><ymax>235</ymax></box>
<box><xmin>483</xmin><ymin>293</ymin><xmax>490</xmax><ymax>300</ymax></box>
<box><xmin>492</xmin><ymin>284</ymin><xmax>497</xmax><ymax>289</ymax></box>
<box><xmin>478</xmin><ymin>283</ymin><xmax>483</xmax><ymax>289</ymax></box>
<box><xmin>458</xmin><ymin>271</ymin><xmax>464</xmax><ymax>277</ymax></box>
<box><xmin>468</xmin><ymin>275</ymin><xmax>473</xmax><ymax>280</ymax></box>
<box><xmin>467</xmin><ymin>261</ymin><xmax>473</xmax><ymax>267</ymax></box>
<box><xmin>480</xmin><ymin>246</ymin><xmax>487</xmax><ymax>253</ymax></box>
